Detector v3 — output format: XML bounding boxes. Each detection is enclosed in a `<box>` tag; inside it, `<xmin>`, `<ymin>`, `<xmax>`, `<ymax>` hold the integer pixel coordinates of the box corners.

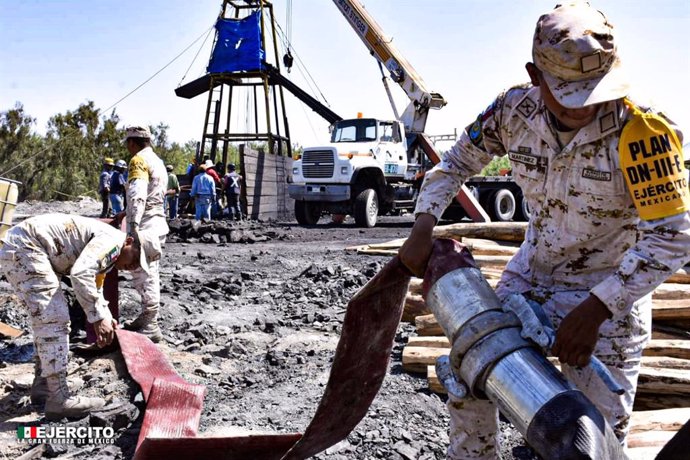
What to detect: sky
<box><xmin>1</xmin><ymin>1</ymin><xmax>689</xmax><ymax>151</ymax></box>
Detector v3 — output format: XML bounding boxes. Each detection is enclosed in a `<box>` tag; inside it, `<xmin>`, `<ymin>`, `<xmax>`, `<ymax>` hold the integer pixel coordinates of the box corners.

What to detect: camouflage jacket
<box><xmin>416</xmin><ymin>85</ymin><xmax>690</xmax><ymax>320</ymax></box>
<box><xmin>0</xmin><ymin>214</ymin><xmax>126</xmax><ymax>323</ymax></box>
<box><xmin>126</xmin><ymin>146</ymin><xmax>169</xmax><ymax>237</ymax></box>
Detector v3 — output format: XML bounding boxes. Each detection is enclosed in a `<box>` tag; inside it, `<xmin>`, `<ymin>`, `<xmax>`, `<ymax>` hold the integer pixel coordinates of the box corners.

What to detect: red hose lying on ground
<box><xmin>116</xmin><ymin>256</ymin><xmax>411</xmax><ymax>460</ymax></box>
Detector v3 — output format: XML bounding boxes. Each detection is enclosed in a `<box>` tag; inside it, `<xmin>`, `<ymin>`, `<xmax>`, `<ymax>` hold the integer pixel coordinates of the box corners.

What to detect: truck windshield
<box><xmin>331</xmin><ymin>119</ymin><xmax>377</xmax><ymax>143</ymax></box>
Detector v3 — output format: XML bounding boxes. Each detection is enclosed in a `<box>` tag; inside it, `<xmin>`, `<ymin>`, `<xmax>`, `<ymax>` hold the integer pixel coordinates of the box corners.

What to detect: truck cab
<box><xmin>289</xmin><ymin>117</ymin><xmax>418</xmax><ymax>227</ymax></box>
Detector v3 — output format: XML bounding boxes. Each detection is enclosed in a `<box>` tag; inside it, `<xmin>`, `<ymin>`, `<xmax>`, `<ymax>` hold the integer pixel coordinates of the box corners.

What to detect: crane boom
<box><xmin>332</xmin><ymin>0</ymin><xmax>446</xmax><ymax>133</ymax></box>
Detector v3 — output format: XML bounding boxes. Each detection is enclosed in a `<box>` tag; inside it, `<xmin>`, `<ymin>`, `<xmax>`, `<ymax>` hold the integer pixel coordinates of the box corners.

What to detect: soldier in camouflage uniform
<box><xmin>0</xmin><ymin>214</ymin><xmax>161</xmax><ymax>420</ymax></box>
<box><xmin>122</xmin><ymin>126</ymin><xmax>169</xmax><ymax>343</ymax></box>
<box><xmin>399</xmin><ymin>3</ymin><xmax>690</xmax><ymax>459</ymax></box>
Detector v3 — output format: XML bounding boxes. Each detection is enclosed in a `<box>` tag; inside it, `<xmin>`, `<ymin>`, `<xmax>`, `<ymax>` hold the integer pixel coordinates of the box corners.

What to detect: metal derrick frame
<box><xmin>200</xmin><ymin>0</ymin><xmax>292</xmax><ymax>167</ymax></box>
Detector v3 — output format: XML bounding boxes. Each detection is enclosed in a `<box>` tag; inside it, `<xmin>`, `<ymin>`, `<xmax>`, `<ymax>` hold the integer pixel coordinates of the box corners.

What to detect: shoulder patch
<box><xmin>98</xmin><ymin>246</ymin><xmax>120</xmax><ymax>272</ymax></box>
<box><xmin>619</xmin><ymin>101</ymin><xmax>690</xmax><ymax>220</ymax></box>
<box><xmin>468</xmin><ymin>116</ymin><xmax>483</xmax><ymax>147</ymax></box>
<box><xmin>128</xmin><ymin>155</ymin><xmax>150</xmax><ymax>183</ymax></box>
<box><xmin>516</xmin><ymin>97</ymin><xmax>537</xmax><ymax>118</ymax></box>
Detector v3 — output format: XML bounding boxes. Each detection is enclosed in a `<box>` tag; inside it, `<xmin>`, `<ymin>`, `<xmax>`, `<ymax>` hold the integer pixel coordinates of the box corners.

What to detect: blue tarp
<box><xmin>208</xmin><ymin>11</ymin><xmax>264</xmax><ymax>73</ymax></box>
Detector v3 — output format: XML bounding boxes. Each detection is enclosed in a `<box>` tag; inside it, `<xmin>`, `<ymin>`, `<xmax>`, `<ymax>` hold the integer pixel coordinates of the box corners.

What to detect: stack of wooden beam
<box><xmin>350</xmin><ymin>222</ymin><xmax>690</xmax><ymax>458</ymax></box>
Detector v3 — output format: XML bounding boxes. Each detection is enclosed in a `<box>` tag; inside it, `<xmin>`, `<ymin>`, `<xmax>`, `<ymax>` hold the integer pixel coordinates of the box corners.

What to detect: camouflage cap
<box><xmin>532</xmin><ymin>2</ymin><xmax>629</xmax><ymax>108</ymax></box>
<box><xmin>122</xmin><ymin>125</ymin><xmax>152</xmax><ymax>142</ymax></box>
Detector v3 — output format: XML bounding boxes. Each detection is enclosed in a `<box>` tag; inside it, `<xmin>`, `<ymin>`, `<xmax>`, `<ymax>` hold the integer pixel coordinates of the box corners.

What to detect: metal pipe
<box><xmin>423</xmin><ymin>238</ymin><xmax>624</xmax><ymax>459</ymax></box>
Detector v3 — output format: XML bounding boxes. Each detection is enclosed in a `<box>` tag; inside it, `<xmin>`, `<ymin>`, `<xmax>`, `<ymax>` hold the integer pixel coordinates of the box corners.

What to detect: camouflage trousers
<box><xmin>446</xmin><ymin>288</ymin><xmax>651</xmax><ymax>460</ymax></box>
<box><xmin>128</xmin><ymin>234</ymin><xmax>165</xmax><ymax>317</ymax></box>
<box><xmin>0</xmin><ymin>243</ymin><xmax>70</xmax><ymax>377</ymax></box>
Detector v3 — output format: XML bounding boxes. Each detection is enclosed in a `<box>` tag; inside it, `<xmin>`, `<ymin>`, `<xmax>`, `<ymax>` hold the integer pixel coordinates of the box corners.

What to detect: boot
<box><xmin>138</xmin><ymin>320</ymin><xmax>163</xmax><ymax>343</ymax></box>
<box><xmin>123</xmin><ymin>311</ymin><xmax>163</xmax><ymax>343</ymax></box>
<box><xmin>30</xmin><ymin>357</ymin><xmax>49</xmax><ymax>406</ymax></box>
<box><xmin>122</xmin><ymin>310</ymin><xmax>155</xmax><ymax>331</ymax></box>
<box><xmin>44</xmin><ymin>373</ymin><xmax>105</xmax><ymax>421</ymax></box>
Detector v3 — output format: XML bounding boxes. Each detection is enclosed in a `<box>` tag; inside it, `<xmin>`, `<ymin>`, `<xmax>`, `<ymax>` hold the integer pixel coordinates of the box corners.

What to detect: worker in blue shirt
<box><xmin>190</xmin><ymin>163</ymin><xmax>216</xmax><ymax>222</ymax></box>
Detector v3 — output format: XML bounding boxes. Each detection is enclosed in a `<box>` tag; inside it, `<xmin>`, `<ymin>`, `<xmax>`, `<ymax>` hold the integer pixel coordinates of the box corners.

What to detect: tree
<box><xmin>0</xmin><ymin>104</ymin><xmax>46</xmax><ymax>200</ymax></box>
<box><xmin>0</xmin><ymin>101</ymin><xmax>202</xmax><ymax>201</ymax></box>
<box><xmin>480</xmin><ymin>155</ymin><xmax>511</xmax><ymax>176</ymax></box>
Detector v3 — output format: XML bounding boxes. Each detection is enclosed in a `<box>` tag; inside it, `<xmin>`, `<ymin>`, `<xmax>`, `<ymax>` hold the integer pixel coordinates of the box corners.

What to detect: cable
<box><xmin>178</xmin><ymin>26</ymin><xmax>215</xmax><ymax>87</ymax></box>
<box><xmin>0</xmin><ymin>25</ymin><xmax>214</xmax><ymax>178</ymax></box>
<box><xmin>274</xmin><ymin>22</ymin><xmax>332</xmax><ymax>108</ymax></box>
<box><xmin>103</xmin><ymin>25</ymin><xmax>214</xmax><ymax>114</ymax></box>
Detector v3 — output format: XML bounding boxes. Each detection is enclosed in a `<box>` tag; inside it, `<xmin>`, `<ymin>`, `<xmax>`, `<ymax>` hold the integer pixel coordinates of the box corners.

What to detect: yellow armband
<box><xmin>619</xmin><ymin>100</ymin><xmax>690</xmax><ymax>220</ymax></box>
<box><xmin>128</xmin><ymin>155</ymin><xmax>150</xmax><ymax>183</ymax></box>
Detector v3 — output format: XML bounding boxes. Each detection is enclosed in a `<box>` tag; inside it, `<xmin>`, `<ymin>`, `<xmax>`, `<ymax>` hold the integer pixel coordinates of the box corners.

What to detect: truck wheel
<box><xmin>517</xmin><ymin>196</ymin><xmax>531</xmax><ymax>221</ymax></box>
<box><xmin>354</xmin><ymin>189</ymin><xmax>378</xmax><ymax>228</ymax></box>
<box><xmin>490</xmin><ymin>189</ymin><xmax>516</xmax><ymax>222</ymax></box>
<box><xmin>295</xmin><ymin>201</ymin><xmax>321</xmax><ymax>225</ymax></box>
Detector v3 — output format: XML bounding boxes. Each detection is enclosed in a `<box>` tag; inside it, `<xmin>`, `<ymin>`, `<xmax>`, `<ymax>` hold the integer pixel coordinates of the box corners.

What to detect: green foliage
<box><xmin>151</xmin><ymin>123</ymin><xmax>196</xmax><ymax>174</ymax></box>
<box><xmin>480</xmin><ymin>154</ymin><xmax>511</xmax><ymax>176</ymax></box>
<box><xmin>0</xmin><ymin>103</ymin><xmax>46</xmax><ymax>200</ymax></box>
<box><xmin>0</xmin><ymin>102</ymin><xmax>198</xmax><ymax>200</ymax></box>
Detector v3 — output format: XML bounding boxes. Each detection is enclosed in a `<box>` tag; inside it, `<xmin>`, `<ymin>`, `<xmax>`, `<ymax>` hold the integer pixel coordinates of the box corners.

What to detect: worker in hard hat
<box><xmin>399</xmin><ymin>3</ymin><xmax>690</xmax><ymax>458</ymax></box>
<box><xmin>122</xmin><ymin>126</ymin><xmax>169</xmax><ymax>343</ymax></box>
<box><xmin>98</xmin><ymin>158</ymin><xmax>115</xmax><ymax>218</ymax></box>
<box><xmin>0</xmin><ymin>214</ymin><xmax>161</xmax><ymax>420</ymax></box>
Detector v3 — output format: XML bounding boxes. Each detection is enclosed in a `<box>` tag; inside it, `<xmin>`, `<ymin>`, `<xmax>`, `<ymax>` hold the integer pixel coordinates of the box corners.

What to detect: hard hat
<box><xmin>166</xmin><ymin>164</ymin><xmax>174</xmax><ymax>172</ymax></box>
<box><xmin>115</xmin><ymin>160</ymin><xmax>127</xmax><ymax>169</ymax></box>
<box><xmin>104</xmin><ymin>158</ymin><xmax>114</xmax><ymax>166</ymax></box>
<box><xmin>204</xmin><ymin>159</ymin><xmax>214</xmax><ymax>168</ymax></box>
<box><xmin>227</xmin><ymin>163</ymin><xmax>236</xmax><ymax>171</ymax></box>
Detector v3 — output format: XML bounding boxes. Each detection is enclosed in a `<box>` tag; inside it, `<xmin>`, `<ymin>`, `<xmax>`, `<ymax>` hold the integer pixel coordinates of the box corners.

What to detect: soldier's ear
<box><xmin>526</xmin><ymin>62</ymin><xmax>541</xmax><ymax>87</ymax></box>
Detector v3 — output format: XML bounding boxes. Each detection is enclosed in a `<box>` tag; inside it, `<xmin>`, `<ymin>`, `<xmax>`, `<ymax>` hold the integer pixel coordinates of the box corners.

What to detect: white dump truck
<box><xmin>289</xmin><ymin>0</ymin><xmax>487</xmax><ymax>228</ymax></box>
<box><xmin>289</xmin><ymin>117</ymin><xmax>419</xmax><ymax>227</ymax></box>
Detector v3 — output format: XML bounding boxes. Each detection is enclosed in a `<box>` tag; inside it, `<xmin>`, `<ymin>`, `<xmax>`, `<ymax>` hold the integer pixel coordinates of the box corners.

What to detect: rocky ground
<box><xmin>0</xmin><ymin>198</ymin><xmax>535</xmax><ymax>460</ymax></box>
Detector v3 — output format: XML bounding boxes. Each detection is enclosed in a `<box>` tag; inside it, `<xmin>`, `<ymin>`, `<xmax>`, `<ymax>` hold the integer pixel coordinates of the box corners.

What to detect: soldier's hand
<box><xmin>399</xmin><ymin>213</ymin><xmax>436</xmax><ymax>278</ymax></box>
<box><xmin>94</xmin><ymin>318</ymin><xmax>115</xmax><ymax>348</ymax></box>
<box><xmin>552</xmin><ymin>295</ymin><xmax>611</xmax><ymax>367</ymax></box>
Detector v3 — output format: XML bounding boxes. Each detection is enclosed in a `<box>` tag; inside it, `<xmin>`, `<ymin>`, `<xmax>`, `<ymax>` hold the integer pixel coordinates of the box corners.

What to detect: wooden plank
<box><xmin>415</xmin><ymin>314</ymin><xmax>443</xmax><ymax>337</ymax></box>
<box><xmin>643</xmin><ymin>340</ymin><xmax>690</xmax><ymax>360</ymax></box>
<box><xmin>472</xmin><ymin>255</ymin><xmax>511</xmax><ymax>269</ymax></box>
<box><xmin>427</xmin><ymin>365</ymin><xmax>444</xmax><ymax>394</ymax></box>
<box><xmin>0</xmin><ymin>321</ymin><xmax>23</xmax><ymax>338</ymax></box>
<box><xmin>407</xmin><ymin>336</ymin><xmax>450</xmax><ymax>348</ymax></box>
<box><xmin>652</xmin><ymin>301</ymin><xmax>690</xmax><ymax>321</ymax></box>
<box><xmin>653</xmin><ymin>284</ymin><xmax>690</xmax><ymax>300</ymax></box>
<box><xmin>402</xmin><ymin>294</ymin><xmax>430</xmax><ymax>323</ymax></box>
<box><xmin>408</xmin><ymin>278</ymin><xmax>423</xmax><ymax>296</ymax></box>
<box><xmin>629</xmin><ymin>407</ymin><xmax>690</xmax><ymax>434</ymax></box>
<box><xmin>652</xmin><ymin>330</ymin><xmax>690</xmax><ymax>340</ymax></box>
<box><xmin>402</xmin><ymin>346</ymin><xmax>449</xmax><ymax>373</ymax></box>
<box><xmin>627</xmin><ymin>430</ymin><xmax>676</xmax><ymax>449</ymax></box>
<box><xmin>408</xmin><ymin>310</ymin><xmax>685</xmax><ymax>338</ymax></box>
<box><xmin>634</xmin><ymin>394</ymin><xmax>690</xmax><ymax>411</ymax></box>
<box><xmin>637</xmin><ymin>366</ymin><xmax>690</xmax><ymax>396</ymax></box>
<box><xmin>433</xmin><ymin>222</ymin><xmax>527</xmax><ymax>243</ymax></box>
<box><xmin>640</xmin><ymin>356</ymin><xmax>690</xmax><ymax>370</ymax></box>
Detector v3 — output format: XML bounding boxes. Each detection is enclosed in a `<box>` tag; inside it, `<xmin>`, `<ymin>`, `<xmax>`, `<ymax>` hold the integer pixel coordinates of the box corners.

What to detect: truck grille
<box><xmin>302</xmin><ymin>150</ymin><xmax>335</xmax><ymax>179</ymax></box>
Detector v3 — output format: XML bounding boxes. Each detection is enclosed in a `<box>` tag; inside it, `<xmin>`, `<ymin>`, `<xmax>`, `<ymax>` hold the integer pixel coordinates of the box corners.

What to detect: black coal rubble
<box><xmin>167</xmin><ymin>219</ymin><xmax>291</xmax><ymax>245</ymax></box>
